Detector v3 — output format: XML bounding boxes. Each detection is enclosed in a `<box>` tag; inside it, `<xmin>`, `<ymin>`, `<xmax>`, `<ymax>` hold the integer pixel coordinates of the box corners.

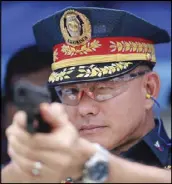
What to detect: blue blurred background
<box><xmin>1</xmin><ymin>1</ymin><xmax>171</xmax><ymax>110</ymax></box>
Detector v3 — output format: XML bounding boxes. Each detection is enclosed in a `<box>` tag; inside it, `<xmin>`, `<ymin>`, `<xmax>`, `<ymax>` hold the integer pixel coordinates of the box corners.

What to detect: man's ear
<box><xmin>143</xmin><ymin>72</ymin><xmax>160</xmax><ymax>110</ymax></box>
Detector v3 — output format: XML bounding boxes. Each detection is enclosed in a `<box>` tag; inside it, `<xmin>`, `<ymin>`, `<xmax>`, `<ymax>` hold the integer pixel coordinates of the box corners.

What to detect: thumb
<box><xmin>39</xmin><ymin>102</ymin><xmax>70</xmax><ymax>129</ymax></box>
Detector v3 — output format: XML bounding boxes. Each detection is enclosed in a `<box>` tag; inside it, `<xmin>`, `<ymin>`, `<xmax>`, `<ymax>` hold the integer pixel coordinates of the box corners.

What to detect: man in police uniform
<box><xmin>2</xmin><ymin>7</ymin><xmax>171</xmax><ymax>183</ymax></box>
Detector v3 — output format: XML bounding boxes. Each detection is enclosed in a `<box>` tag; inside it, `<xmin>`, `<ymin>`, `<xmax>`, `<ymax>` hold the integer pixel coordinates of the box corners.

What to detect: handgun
<box><xmin>13</xmin><ymin>79</ymin><xmax>52</xmax><ymax>133</ymax></box>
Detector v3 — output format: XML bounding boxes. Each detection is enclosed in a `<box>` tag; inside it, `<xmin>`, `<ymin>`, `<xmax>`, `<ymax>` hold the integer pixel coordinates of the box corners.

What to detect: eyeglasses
<box><xmin>54</xmin><ymin>70</ymin><xmax>150</xmax><ymax>106</ymax></box>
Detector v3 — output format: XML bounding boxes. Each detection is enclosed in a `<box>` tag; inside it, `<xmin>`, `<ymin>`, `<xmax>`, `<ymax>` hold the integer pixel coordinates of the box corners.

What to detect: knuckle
<box><xmin>7</xmin><ymin>146</ymin><xmax>12</xmax><ymax>157</ymax></box>
<box><xmin>6</xmin><ymin>125</ymin><xmax>13</xmax><ymax>136</ymax></box>
<box><xmin>13</xmin><ymin>110</ymin><xmax>27</xmax><ymax>123</ymax></box>
<box><xmin>13</xmin><ymin>111</ymin><xmax>21</xmax><ymax>121</ymax></box>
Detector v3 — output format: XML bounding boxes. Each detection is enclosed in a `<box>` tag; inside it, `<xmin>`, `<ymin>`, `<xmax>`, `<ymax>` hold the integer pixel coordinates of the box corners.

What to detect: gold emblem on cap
<box><xmin>60</xmin><ymin>9</ymin><xmax>91</xmax><ymax>47</ymax></box>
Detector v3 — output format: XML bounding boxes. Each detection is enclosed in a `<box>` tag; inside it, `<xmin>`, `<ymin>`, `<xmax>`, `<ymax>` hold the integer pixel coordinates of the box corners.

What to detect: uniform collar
<box><xmin>121</xmin><ymin>119</ymin><xmax>171</xmax><ymax>167</ymax></box>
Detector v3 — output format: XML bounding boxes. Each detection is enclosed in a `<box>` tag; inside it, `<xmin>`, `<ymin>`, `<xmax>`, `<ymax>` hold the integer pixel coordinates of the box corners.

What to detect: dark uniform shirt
<box><xmin>121</xmin><ymin>119</ymin><xmax>171</xmax><ymax>169</ymax></box>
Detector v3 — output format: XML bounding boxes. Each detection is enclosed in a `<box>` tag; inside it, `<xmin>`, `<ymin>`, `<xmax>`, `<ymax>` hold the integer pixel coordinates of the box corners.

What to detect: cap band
<box><xmin>52</xmin><ymin>37</ymin><xmax>155</xmax><ymax>71</ymax></box>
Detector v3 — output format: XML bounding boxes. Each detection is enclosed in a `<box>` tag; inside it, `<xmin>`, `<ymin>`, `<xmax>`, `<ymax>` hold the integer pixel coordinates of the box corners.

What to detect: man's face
<box><xmin>5</xmin><ymin>67</ymin><xmax>51</xmax><ymax>127</ymax></box>
<box><xmin>64</xmin><ymin>71</ymin><xmax>149</xmax><ymax>151</ymax></box>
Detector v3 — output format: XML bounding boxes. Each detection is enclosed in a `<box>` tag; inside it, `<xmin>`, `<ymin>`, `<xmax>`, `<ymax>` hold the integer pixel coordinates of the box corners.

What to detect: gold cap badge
<box><xmin>60</xmin><ymin>9</ymin><xmax>91</xmax><ymax>47</ymax></box>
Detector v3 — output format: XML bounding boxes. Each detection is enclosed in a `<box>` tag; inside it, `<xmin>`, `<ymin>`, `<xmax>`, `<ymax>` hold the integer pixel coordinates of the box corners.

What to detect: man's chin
<box><xmin>79</xmin><ymin>132</ymin><xmax>104</xmax><ymax>144</ymax></box>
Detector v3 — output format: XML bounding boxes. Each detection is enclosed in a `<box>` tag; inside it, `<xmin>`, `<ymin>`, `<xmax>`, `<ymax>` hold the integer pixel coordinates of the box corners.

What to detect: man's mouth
<box><xmin>79</xmin><ymin>125</ymin><xmax>108</xmax><ymax>135</ymax></box>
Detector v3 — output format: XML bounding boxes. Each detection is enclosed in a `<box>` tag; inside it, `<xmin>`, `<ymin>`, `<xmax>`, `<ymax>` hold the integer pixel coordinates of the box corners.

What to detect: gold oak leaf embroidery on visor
<box><xmin>48</xmin><ymin>62</ymin><xmax>133</xmax><ymax>82</ymax></box>
<box><xmin>49</xmin><ymin>67</ymin><xmax>75</xmax><ymax>82</ymax></box>
<box><xmin>76</xmin><ymin>62</ymin><xmax>133</xmax><ymax>78</ymax></box>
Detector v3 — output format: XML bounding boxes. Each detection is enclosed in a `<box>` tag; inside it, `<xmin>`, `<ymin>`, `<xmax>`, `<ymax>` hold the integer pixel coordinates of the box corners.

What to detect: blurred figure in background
<box><xmin>1</xmin><ymin>45</ymin><xmax>54</xmax><ymax>165</ymax></box>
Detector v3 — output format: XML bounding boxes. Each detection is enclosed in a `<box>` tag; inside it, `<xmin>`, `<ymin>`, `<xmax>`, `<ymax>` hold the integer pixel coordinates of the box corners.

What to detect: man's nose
<box><xmin>78</xmin><ymin>91</ymin><xmax>100</xmax><ymax>117</ymax></box>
